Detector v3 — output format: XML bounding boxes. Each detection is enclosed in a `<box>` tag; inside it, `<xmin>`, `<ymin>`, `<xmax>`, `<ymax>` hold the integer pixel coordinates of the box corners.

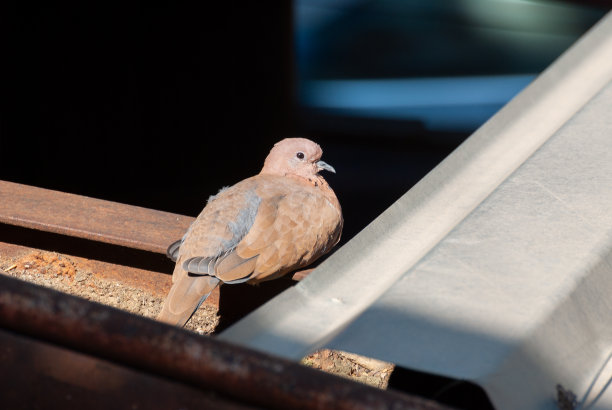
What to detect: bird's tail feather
<box><xmin>157</xmin><ymin>272</ymin><xmax>220</xmax><ymax>327</ymax></box>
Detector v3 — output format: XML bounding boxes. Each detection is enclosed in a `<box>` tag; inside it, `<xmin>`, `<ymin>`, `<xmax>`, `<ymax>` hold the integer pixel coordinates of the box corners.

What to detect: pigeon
<box><xmin>158</xmin><ymin>138</ymin><xmax>343</xmax><ymax>326</ymax></box>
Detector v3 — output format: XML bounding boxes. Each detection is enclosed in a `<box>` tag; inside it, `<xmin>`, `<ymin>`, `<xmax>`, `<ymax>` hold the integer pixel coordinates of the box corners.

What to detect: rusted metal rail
<box><xmin>0</xmin><ymin>180</ymin><xmax>193</xmax><ymax>253</ymax></box>
<box><xmin>0</xmin><ymin>328</ymin><xmax>253</xmax><ymax>410</ymax></box>
<box><xmin>0</xmin><ymin>240</ymin><xmax>176</xmax><ymax>300</ymax></box>
<box><xmin>0</xmin><ymin>180</ymin><xmax>452</xmax><ymax>409</ymax></box>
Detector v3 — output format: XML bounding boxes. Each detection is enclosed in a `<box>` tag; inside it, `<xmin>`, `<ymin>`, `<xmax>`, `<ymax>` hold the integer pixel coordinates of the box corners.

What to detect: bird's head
<box><xmin>260</xmin><ymin>138</ymin><xmax>335</xmax><ymax>180</ymax></box>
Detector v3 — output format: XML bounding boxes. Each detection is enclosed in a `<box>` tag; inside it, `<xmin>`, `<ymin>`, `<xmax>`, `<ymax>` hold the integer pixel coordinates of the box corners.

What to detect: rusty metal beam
<box><xmin>0</xmin><ymin>274</ymin><xmax>450</xmax><ymax>410</ymax></box>
<box><xmin>0</xmin><ymin>180</ymin><xmax>193</xmax><ymax>254</ymax></box>
<box><xmin>0</xmin><ymin>240</ymin><xmax>175</xmax><ymax>300</ymax></box>
<box><xmin>0</xmin><ymin>328</ymin><xmax>254</xmax><ymax>410</ymax></box>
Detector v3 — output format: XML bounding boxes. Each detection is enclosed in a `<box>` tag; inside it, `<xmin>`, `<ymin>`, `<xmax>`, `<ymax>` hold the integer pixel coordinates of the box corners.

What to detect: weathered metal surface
<box><xmin>0</xmin><ymin>240</ymin><xmax>174</xmax><ymax>299</ymax></box>
<box><xmin>0</xmin><ymin>180</ymin><xmax>194</xmax><ymax>254</ymax></box>
<box><xmin>0</xmin><ymin>274</ymin><xmax>450</xmax><ymax>410</ymax></box>
<box><xmin>0</xmin><ymin>328</ymin><xmax>254</xmax><ymax>410</ymax></box>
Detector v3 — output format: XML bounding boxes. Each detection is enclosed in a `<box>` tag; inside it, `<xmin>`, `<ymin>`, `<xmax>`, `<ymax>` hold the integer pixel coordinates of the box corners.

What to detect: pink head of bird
<box><xmin>260</xmin><ymin>138</ymin><xmax>336</xmax><ymax>179</ymax></box>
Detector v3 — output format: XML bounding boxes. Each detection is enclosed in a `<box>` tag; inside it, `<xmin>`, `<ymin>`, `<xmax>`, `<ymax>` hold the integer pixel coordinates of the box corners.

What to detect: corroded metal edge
<box><xmin>0</xmin><ymin>274</ymin><xmax>450</xmax><ymax>410</ymax></box>
<box><xmin>0</xmin><ymin>180</ymin><xmax>194</xmax><ymax>254</ymax></box>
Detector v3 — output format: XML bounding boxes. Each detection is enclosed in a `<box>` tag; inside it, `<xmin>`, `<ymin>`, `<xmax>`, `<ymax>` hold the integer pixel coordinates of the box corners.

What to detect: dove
<box><xmin>158</xmin><ymin>138</ymin><xmax>343</xmax><ymax>327</ymax></box>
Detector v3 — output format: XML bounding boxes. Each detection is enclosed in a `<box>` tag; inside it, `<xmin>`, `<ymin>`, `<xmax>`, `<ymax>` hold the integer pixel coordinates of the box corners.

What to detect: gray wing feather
<box><xmin>180</xmin><ymin>186</ymin><xmax>261</xmax><ymax>275</ymax></box>
<box><xmin>166</xmin><ymin>239</ymin><xmax>182</xmax><ymax>262</ymax></box>
<box><xmin>184</xmin><ymin>256</ymin><xmax>214</xmax><ymax>274</ymax></box>
<box><xmin>183</xmin><ymin>251</ymin><xmax>257</xmax><ymax>282</ymax></box>
<box><xmin>220</xmin><ymin>189</ymin><xmax>261</xmax><ymax>251</ymax></box>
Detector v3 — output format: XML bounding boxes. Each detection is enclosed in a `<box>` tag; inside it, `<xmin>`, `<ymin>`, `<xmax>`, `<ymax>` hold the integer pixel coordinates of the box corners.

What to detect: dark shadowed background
<box><xmin>3</xmin><ymin>1</ymin><xmax>606</xmax><ymax>244</ymax></box>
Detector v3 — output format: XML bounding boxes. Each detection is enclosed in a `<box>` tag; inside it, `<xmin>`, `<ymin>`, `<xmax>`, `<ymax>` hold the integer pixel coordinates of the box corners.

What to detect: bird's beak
<box><xmin>316</xmin><ymin>160</ymin><xmax>336</xmax><ymax>174</ymax></box>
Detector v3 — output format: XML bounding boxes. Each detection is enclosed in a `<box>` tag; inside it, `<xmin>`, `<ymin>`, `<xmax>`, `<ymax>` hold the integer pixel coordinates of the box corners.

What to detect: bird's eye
<box><xmin>296</xmin><ymin>152</ymin><xmax>305</xmax><ymax>160</ymax></box>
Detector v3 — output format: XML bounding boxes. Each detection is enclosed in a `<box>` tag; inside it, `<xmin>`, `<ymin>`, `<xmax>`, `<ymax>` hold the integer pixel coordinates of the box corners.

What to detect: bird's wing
<box><xmin>177</xmin><ymin>177</ymin><xmax>262</xmax><ymax>283</ymax></box>
<box><xmin>236</xmin><ymin>177</ymin><xmax>342</xmax><ymax>281</ymax></box>
<box><xmin>159</xmin><ymin>179</ymin><xmax>263</xmax><ymax>326</ymax></box>
<box><xmin>166</xmin><ymin>238</ymin><xmax>183</xmax><ymax>262</ymax></box>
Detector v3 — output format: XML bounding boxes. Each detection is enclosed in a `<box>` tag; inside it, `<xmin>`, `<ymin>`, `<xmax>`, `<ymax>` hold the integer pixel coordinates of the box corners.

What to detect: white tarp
<box><xmin>220</xmin><ymin>11</ymin><xmax>612</xmax><ymax>410</ymax></box>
